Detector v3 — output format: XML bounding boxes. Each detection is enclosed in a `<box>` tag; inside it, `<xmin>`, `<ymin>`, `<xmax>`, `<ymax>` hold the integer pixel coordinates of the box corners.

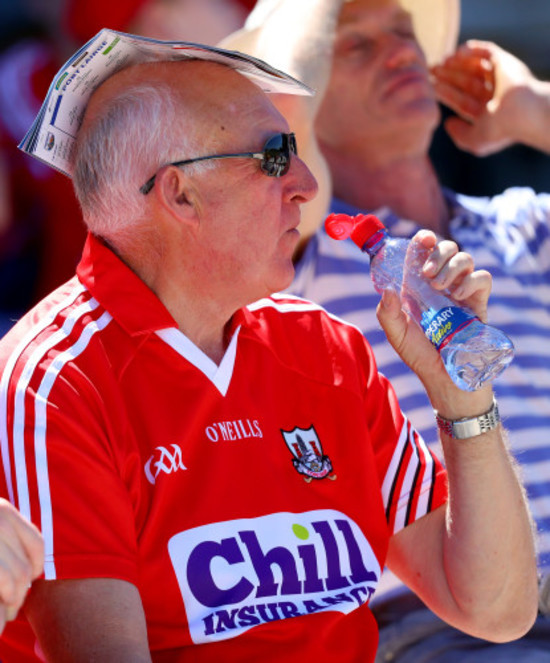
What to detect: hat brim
<box><xmin>220</xmin><ymin>0</ymin><xmax>460</xmax><ymax>67</ymax></box>
<box><xmin>399</xmin><ymin>0</ymin><xmax>460</xmax><ymax>66</ymax></box>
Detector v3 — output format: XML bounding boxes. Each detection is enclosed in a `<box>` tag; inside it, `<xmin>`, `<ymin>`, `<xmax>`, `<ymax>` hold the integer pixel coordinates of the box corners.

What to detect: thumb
<box><xmin>376</xmin><ymin>288</ymin><xmax>407</xmax><ymax>352</ymax></box>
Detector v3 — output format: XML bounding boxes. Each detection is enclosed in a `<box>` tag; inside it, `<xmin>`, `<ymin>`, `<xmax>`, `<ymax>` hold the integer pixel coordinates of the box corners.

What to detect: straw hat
<box><xmin>399</xmin><ymin>0</ymin><xmax>460</xmax><ymax>65</ymax></box>
<box><xmin>221</xmin><ymin>0</ymin><xmax>460</xmax><ymax>67</ymax></box>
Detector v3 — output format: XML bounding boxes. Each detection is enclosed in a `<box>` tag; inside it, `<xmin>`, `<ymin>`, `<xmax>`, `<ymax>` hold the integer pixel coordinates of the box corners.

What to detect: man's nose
<box><xmin>384</xmin><ymin>32</ymin><xmax>426</xmax><ymax>70</ymax></box>
<box><xmin>286</xmin><ymin>154</ymin><xmax>319</xmax><ymax>204</ymax></box>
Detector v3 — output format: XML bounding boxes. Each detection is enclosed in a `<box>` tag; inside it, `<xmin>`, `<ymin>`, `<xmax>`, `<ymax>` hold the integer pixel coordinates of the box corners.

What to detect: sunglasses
<box><xmin>139</xmin><ymin>132</ymin><xmax>298</xmax><ymax>195</ymax></box>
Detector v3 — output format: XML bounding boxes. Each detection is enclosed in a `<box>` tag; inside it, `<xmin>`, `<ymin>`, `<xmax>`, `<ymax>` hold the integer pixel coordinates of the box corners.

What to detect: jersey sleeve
<box><xmin>2</xmin><ymin>350</ymin><xmax>139</xmax><ymax>583</ymax></box>
<box><xmin>356</xmin><ymin>330</ymin><xmax>448</xmax><ymax>535</ymax></box>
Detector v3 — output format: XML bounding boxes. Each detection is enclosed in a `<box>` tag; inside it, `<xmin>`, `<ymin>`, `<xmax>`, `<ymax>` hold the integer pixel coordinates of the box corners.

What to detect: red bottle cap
<box><xmin>325</xmin><ymin>213</ymin><xmax>385</xmax><ymax>247</ymax></box>
<box><xmin>350</xmin><ymin>214</ymin><xmax>385</xmax><ymax>248</ymax></box>
<box><xmin>324</xmin><ymin>213</ymin><xmax>355</xmax><ymax>240</ymax></box>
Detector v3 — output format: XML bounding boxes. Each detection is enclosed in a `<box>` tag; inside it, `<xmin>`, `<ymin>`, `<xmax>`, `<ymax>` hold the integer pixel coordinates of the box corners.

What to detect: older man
<box><xmin>221</xmin><ymin>0</ymin><xmax>550</xmax><ymax>658</ymax></box>
<box><xmin>0</xmin><ymin>35</ymin><xmax>537</xmax><ymax>661</ymax></box>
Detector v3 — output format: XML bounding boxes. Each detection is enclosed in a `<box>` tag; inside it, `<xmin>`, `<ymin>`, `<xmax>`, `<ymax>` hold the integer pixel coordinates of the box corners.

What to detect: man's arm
<box><xmin>377</xmin><ymin>232</ymin><xmax>539</xmax><ymax>641</ymax></box>
<box><xmin>25</xmin><ymin>578</ymin><xmax>152</xmax><ymax>662</ymax></box>
<box><xmin>0</xmin><ymin>499</ymin><xmax>43</xmax><ymax>633</ymax></box>
<box><xmin>220</xmin><ymin>0</ymin><xmax>344</xmax><ymax>242</ymax></box>
<box><xmin>432</xmin><ymin>40</ymin><xmax>550</xmax><ymax>156</ymax></box>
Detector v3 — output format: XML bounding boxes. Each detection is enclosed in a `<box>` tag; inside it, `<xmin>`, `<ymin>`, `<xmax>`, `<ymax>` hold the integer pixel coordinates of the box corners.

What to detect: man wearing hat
<box><xmin>0</xmin><ymin>25</ymin><xmax>538</xmax><ymax>662</ymax></box>
<box><xmin>221</xmin><ymin>0</ymin><xmax>550</xmax><ymax>658</ymax></box>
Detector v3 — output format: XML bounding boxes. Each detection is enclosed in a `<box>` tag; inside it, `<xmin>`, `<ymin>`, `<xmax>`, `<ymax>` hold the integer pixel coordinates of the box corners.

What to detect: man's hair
<box><xmin>72</xmin><ymin>67</ymin><xmax>212</xmax><ymax>244</ymax></box>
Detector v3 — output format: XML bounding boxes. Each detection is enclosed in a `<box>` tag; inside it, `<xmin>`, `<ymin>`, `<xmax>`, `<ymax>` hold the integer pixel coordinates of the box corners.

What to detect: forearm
<box><xmin>441</xmin><ymin>426</ymin><xmax>537</xmax><ymax>636</ymax></box>
<box><xmin>25</xmin><ymin>578</ymin><xmax>152</xmax><ymax>662</ymax></box>
<box><xmin>430</xmin><ymin>386</ymin><xmax>538</xmax><ymax>639</ymax></box>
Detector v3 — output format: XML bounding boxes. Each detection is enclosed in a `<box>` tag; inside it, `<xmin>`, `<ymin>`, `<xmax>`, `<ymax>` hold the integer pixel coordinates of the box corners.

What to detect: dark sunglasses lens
<box><xmin>261</xmin><ymin>134</ymin><xmax>291</xmax><ymax>177</ymax></box>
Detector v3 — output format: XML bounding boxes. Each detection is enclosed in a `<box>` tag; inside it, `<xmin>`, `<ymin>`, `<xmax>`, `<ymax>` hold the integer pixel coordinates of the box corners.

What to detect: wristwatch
<box><xmin>435</xmin><ymin>398</ymin><xmax>500</xmax><ymax>439</ymax></box>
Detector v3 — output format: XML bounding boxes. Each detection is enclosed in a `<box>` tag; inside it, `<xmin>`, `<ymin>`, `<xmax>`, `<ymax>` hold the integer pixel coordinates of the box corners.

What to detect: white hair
<box><xmin>72</xmin><ymin>68</ymin><xmax>215</xmax><ymax>246</ymax></box>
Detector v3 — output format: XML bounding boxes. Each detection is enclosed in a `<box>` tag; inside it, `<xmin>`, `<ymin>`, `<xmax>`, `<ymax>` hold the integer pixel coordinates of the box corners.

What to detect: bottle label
<box><xmin>421</xmin><ymin>306</ymin><xmax>476</xmax><ymax>350</ymax></box>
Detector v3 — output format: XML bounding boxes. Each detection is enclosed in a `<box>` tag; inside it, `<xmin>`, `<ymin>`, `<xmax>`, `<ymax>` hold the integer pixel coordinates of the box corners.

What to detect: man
<box><xmin>0</xmin><ymin>34</ymin><xmax>537</xmax><ymax>661</ymax></box>
<box><xmin>220</xmin><ymin>0</ymin><xmax>550</xmax><ymax>657</ymax></box>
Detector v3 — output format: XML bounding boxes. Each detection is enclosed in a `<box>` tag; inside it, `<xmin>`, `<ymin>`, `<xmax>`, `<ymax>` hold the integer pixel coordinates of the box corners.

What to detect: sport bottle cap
<box><xmin>325</xmin><ymin>213</ymin><xmax>385</xmax><ymax>248</ymax></box>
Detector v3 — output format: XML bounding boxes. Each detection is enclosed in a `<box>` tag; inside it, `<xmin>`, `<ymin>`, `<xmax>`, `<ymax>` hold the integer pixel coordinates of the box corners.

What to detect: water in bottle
<box><xmin>325</xmin><ymin>212</ymin><xmax>514</xmax><ymax>391</ymax></box>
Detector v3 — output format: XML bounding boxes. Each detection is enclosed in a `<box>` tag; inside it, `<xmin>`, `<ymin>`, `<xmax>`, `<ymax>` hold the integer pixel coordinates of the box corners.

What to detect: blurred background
<box><xmin>0</xmin><ymin>0</ymin><xmax>549</xmax><ymax>334</ymax></box>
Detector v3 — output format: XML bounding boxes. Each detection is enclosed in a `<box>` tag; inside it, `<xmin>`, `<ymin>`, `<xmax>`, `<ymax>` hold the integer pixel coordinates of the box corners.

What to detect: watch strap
<box><xmin>435</xmin><ymin>398</ymin><xmax>500</xmax><ymax>440</ymax></box>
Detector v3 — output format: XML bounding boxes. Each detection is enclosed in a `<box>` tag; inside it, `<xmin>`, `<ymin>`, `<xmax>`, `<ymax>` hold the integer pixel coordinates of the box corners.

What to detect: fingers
<box><xmin>422</xmin><ymin>241</ymin><xmax>474</xmax><ymax>292</ymax></box>
<box><xmin>0</xmin><ymin>500</ymin><xmax>44</xmax><ymax>624</ymax></box>
<box><xmin>11</xmin><ymin>509</ymin><xmax>44</xmax><ymax>581</ymax></box>
<box><xmin>431</xmin><ymin>45</ymin><xmax>495</xmax><ymax>120</ymax></box>
<box><xmin>411</xmin><ymin>234</ymin><xmax>491</xmax><ymax>322</ymax></box>
<box><xmin>0</xmin><ymin>537</ymin><xmax>33</xmax><ymax>617</ymax></box>
<box><xmin>376</xmin><ymin>288</ymin><xmax>408</xmax><ymax>355</ymax></box>
<box><xmin>450</xmin><ymin>268</ymin><xmax>492</xmax><ymax>300</ymax></box>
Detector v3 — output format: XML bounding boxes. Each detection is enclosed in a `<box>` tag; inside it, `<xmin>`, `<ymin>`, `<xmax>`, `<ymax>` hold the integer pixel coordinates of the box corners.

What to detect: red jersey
<box><xmin>0</xmin><ymin>234</ymin><xmax>447</xmax><ymax>662</ymax></box>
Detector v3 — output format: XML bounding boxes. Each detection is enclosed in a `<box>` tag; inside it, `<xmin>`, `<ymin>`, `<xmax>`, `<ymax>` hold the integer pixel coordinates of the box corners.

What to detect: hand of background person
<box><xmin>431</xmin><ymin>40</ymin><xmax>550</xmax><ymax>156</ymax></box>
<box><xmin>0</xmin><ymin>499</ymin><xmax>44</xmax><ymax>634</ymax></box>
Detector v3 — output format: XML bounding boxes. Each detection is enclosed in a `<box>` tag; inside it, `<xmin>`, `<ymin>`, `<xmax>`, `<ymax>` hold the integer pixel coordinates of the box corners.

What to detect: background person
<box><xmin>0</xmin><ymin>31</ymin><xmax>537</xmax><ymax>661</ymax></box>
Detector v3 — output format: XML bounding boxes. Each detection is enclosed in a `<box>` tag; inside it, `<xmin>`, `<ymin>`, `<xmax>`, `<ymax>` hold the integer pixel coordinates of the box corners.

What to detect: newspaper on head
<box><xmin>18</xmin><ymin>28</ymin><xmax>313</xmax><ymax>178</ymax></box>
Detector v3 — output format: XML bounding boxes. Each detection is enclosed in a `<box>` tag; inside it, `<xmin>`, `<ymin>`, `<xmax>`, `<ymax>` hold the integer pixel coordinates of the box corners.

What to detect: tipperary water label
<box><xmin>421</xmin><ymin>306</ymin><xmax>476</xmax><ymax>350</ymax></box>
<box><xmin>168</xmin><ymin>510</ymin><xmax>380</xmax><ymax>644</ymax></box>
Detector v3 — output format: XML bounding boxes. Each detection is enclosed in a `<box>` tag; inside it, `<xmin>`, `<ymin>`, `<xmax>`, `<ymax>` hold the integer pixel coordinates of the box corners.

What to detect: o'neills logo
<box><xmin>168</xmin><ymin>510</ymin><xmax>380</xmax><ymax>644</ymax></box>
<box><xmin>205</xmin><ymin>419</ymin><xmax>263</xmax><ymax>442</ymax></box>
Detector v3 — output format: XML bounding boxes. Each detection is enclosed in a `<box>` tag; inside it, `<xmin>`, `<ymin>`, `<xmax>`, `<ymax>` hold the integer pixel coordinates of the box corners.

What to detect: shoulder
<box><xmin>0</xmin><ymin>279</ymin><xmax>119</xmax><ymax>398</ymax></box>
<box><xmin>246</xmin><ymin>292</ymin><xmax>364</xmax><ymax>341</ymax></box>
<box><xmin>244</xmin><ymin>293</ymin><xmax>377</xmax><ymax>385</ymax></box>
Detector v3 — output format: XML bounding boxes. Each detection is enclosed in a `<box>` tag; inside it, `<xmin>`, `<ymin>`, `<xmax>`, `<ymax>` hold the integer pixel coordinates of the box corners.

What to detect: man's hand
<box><xmin>0</xmin><ymin>499</ymin><xmax>44</xmax><ymax>633</ymax></box>
<box><xmin>376</xmin><ymin>230</ymin><xmax>492</xmax><ymax>395</ymax></box>
<box><xmin>432</xmin><ymin>40</ymin><xmax>550</xmax><ymax>156</ymax></box>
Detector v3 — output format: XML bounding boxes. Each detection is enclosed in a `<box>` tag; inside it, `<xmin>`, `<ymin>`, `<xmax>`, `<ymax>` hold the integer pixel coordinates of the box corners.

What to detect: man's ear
<box><xmin>154</xmin><ymin>165</ymin><xmax>198</xmax><ymax>224</ymax></box>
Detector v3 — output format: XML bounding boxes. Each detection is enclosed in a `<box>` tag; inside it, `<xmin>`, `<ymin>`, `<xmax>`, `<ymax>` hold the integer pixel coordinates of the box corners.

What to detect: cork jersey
<box><xmin>0</xmin><ymin>234</ymin><xmax>447</xmax><ymax>662</ymax></box>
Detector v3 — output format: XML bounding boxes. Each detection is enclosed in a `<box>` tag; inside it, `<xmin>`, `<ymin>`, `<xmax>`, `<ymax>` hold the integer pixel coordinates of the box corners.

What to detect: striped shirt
<box><xmin>289</xmin><ymin>187</ymin><xmax>550</xmax><ymax>578</ymax></box>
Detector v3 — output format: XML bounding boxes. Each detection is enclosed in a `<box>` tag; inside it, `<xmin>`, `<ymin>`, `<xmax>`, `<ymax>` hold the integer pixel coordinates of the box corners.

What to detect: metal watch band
<box><xmin>435</xmin><ymin>398</ymin><xmax>500</xmax><ymax>440</ymax></box>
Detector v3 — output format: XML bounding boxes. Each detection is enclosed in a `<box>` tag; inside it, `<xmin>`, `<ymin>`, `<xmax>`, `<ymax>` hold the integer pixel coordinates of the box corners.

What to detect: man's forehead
<box><xmin>93</xmin><ymin>59</ymin><xmax>251</xmax><ymax>104</ymax></box>
<box><xmin>339</xmin><ymin>0</ymin><xmax>460</xmax><ymax>65</ymax></box>
<box><xmin>339</xmin><ymin>0</ymin><xmax>406</xmax><ymax>23</ymax></box>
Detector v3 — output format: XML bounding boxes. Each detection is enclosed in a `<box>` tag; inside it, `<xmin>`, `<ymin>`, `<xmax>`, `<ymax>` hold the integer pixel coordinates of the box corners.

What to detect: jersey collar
<box><xmin>76</xmin><ymin>233</ymin><xmax>177</xmax><ymax>336</ymax></box>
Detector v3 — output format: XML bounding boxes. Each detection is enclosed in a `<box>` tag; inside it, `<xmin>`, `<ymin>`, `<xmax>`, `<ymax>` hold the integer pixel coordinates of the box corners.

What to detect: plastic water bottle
<box><xmin>325</xmin><ymin>212</ymin><xmax>514</xmax><ymax>391</ymax></box>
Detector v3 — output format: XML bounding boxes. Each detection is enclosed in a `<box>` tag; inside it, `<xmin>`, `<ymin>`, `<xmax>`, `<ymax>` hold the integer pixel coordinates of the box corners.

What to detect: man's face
<box><xmin>316</xmin><ymin>0</ymin><xmax>440</xmax><ymax>159</ymax></box>
<box><xmin>182</xmin><ymin>66</ymin><xmax>318</xmax><ymax>307</ymax></box>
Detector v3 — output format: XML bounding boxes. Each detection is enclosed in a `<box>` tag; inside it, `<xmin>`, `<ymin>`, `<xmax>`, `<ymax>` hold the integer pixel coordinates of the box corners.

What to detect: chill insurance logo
<box><xmin>168</xmin><ymin>510</ymin><xmax>380</xmax><ymax>644</ymax></box>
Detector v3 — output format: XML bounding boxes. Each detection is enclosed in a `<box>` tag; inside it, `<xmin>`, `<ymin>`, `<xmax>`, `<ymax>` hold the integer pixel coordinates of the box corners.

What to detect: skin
<box><xmin>314</xmin><ymin>0</ymin><xmax>450</xmax><ymax>234</ymax></box>
<box><xmin>434</xmin><ymin>39</ymin><xmax>550</xmax><ymax>156</ymax></box>
<box><xmin>0</xmin><ymin>499</ymin><xmax>43</xmax><ymax>633</ymax></box>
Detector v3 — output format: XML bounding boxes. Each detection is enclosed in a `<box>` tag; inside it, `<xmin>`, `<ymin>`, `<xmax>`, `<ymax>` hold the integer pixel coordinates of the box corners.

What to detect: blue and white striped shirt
<box><xmin>289</xmin><ymin>187</ymin><xmax>550</xmax><ymax>578</ymax></box>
